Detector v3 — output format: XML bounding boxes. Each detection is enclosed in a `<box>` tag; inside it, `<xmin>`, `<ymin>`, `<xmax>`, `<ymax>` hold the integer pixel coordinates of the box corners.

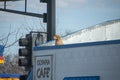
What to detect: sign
<box><xmin>0</xmin><ymin>56</ymin><xmax>4</xmax><ymax>64</ymax></box>
<box><xmin>35</xmin><ymin>55</ymin><xmax>53</xmax><ymax>80</ymax></box>
<box><xmin>0</xmin><ymin>45</ymin><xmax>4</xmax><ymax>56</ymax></box>
<box><xmin>32</xmin><ymin>33</ymin><xmax>46</xmax><ymax>47</ymax></box>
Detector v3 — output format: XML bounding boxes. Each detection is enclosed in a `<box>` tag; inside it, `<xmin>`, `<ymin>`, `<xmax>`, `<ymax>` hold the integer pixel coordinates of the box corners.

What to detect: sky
<box><xmin>0</xmin><ymin>0</ymin><xmax>120</xmax><ymax>55</ymax></box>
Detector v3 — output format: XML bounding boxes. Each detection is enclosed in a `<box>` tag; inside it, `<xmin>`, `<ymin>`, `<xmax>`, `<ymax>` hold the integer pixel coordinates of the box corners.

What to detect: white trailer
<box><xmin>32</xmin><ymin>39</ymin><xmax>120</xmax><ymax>80</ymax></box>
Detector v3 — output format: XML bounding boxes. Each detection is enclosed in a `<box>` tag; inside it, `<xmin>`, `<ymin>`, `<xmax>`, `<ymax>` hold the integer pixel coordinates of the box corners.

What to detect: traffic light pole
<box><xmin>0</xmin><ymin>8</ymin><xmax>43</xmax><ymax>18</ymax></box>
<box><xmin>0</xmin><ymin>0</ymin><xmax>56</xmax><ymax>42</ymax></box>
<box><xmin>47</xmin><ymin>0</ymin><xmax>56</xmax><ymax>41</ymax></box>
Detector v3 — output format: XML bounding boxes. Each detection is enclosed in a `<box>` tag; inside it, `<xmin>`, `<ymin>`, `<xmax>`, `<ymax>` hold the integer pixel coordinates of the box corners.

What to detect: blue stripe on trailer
<box><xmin>34</xmin><ymin>39</ymin><xmax>120</xmax><ymax>51</ymax></box>
<box><xmin>63</xmin><ymin>76</ymin><xmax>100</xmax><ymax>80</ymax></box>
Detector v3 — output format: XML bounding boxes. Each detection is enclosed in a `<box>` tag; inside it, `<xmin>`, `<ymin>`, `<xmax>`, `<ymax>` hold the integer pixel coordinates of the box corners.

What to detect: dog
<box><xmin>54</xmin><ymin>34</ymin><xmax>64</xmax><ymax>45</ymax></box>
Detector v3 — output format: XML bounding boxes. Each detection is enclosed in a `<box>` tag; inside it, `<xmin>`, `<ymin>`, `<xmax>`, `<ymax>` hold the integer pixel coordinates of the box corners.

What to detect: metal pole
<box><xmin>4</xmin><ymin>0</ymin><xmax>6</xmax><ymax>9</ymax></box>
<box><xmin>0</xmin><ymin>8</ymin><xmax>43</xmax><ymax>18</ymax></box>
<box><xmin>47</xmin><ymin>0</ymin><xmax>56</xmax><ymax>41</ymax></box>
<box><xmin>25</xmin><ymin>0</ymin><xmax>27</xmax><ymax>12</ymax></box>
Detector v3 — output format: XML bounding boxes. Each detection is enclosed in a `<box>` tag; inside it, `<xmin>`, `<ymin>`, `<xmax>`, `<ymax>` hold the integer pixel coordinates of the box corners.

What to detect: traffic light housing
<box><xmin>18</xmin><ymin>34</ymin><xmax>32</xmax><ymax>67</ymax></box>
<box><xmin>43</xmin><ymin>13</ymin><xmax>47</xmax><ymax>23</ymax></box>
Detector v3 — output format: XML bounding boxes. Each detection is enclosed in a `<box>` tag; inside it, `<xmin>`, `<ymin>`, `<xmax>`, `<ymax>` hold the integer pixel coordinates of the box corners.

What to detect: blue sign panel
<box><xmin>0</xmin><ymin>45</ymin><xmax>4</xmax><ymax>56</ymax></box>
<box><xmin>63</xmin><ymin>76</ymin><xmax>100</xmax><ymax>80</ymax></box>
<box><xmin>0</xmin><ymin>74</ymin><xmax>20</xmax><ymax>78</ymax></box>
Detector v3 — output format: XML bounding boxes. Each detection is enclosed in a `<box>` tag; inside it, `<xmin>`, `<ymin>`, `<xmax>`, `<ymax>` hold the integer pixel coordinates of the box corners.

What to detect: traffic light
<box><xmin>43</xmin><ymin>13</ymin><xmax>47</xmax><ymax>23</ymax></box>
<box><xmin>18</xmin><ymin>34</ymin><xmax>32</xmax><ymax>67</ymax></box>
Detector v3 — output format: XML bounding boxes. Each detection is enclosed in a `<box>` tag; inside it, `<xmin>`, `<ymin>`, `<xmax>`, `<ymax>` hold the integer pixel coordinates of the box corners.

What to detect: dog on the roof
<box><xmin>54</xmin><ymin>34</ymin><xmax>64</xmax><ymax>45</ymax></box>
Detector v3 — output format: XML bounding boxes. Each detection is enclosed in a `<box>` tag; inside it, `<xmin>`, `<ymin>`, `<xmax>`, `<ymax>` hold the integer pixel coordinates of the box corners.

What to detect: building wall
<box><xmin>33</xmin><ymin>40</ymin><xmax>120</xmax><ymax>80</ymax></box>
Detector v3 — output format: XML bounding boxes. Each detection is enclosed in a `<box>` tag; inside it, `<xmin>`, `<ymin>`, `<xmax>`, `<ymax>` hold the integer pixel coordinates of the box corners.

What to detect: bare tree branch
<box><xmin>4</xmin><ymin>31</ymin><xmax>10</xmax><ymax>46</ymax></box>
<box><xmin>3</xmin><ymin>25</ymin><xmax>14</xmax><ymax>47</ymax></box>
<box><xmin>0</xmin><ymin>24</ymin><xmax>24</xmax><ymax>48</ymax></box>
<box><xmin>0</xmin><ymin>29</ymin><xmax>13</xmax><ymax>42</ymax></box>
<box><xmin>15</xmin><ymin>25</ymin><xmax>23</xmax><ymax>40</ymax></box>
<box><xmin>5</xmin><ymin>39</ymin><xmax>18</xmax><ymax>48</ymax></box>
<box><xmin>5</xmin><ymin>34</ymin><xmax>23</xmax><ymax>48</ymax></box>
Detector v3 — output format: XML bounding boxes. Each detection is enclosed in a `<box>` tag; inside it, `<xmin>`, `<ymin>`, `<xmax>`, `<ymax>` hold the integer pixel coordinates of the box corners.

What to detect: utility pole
<box><xmin>40</xmin><ymin>0</ymin><xmax>56</xmax><ymax>41</ymax></box>
<box><xmin>47</xmin><ymin>0</ymin><xmax>56</xmax><ymax>41</ymax></box>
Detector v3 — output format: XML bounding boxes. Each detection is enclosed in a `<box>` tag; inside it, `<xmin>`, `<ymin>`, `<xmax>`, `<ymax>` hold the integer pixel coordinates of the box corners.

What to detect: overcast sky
<box><xmin>0</xmin><ymin>0</ymin><xmax>120</xmax><ymax>55</ymax></box>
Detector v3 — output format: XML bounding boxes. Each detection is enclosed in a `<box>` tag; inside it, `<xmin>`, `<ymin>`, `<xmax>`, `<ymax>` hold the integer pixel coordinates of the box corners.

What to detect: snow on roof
<box><xmin>42</xmin><ymin>19</ymin><xmax>120</xmax><ymax>46</ymax></box>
